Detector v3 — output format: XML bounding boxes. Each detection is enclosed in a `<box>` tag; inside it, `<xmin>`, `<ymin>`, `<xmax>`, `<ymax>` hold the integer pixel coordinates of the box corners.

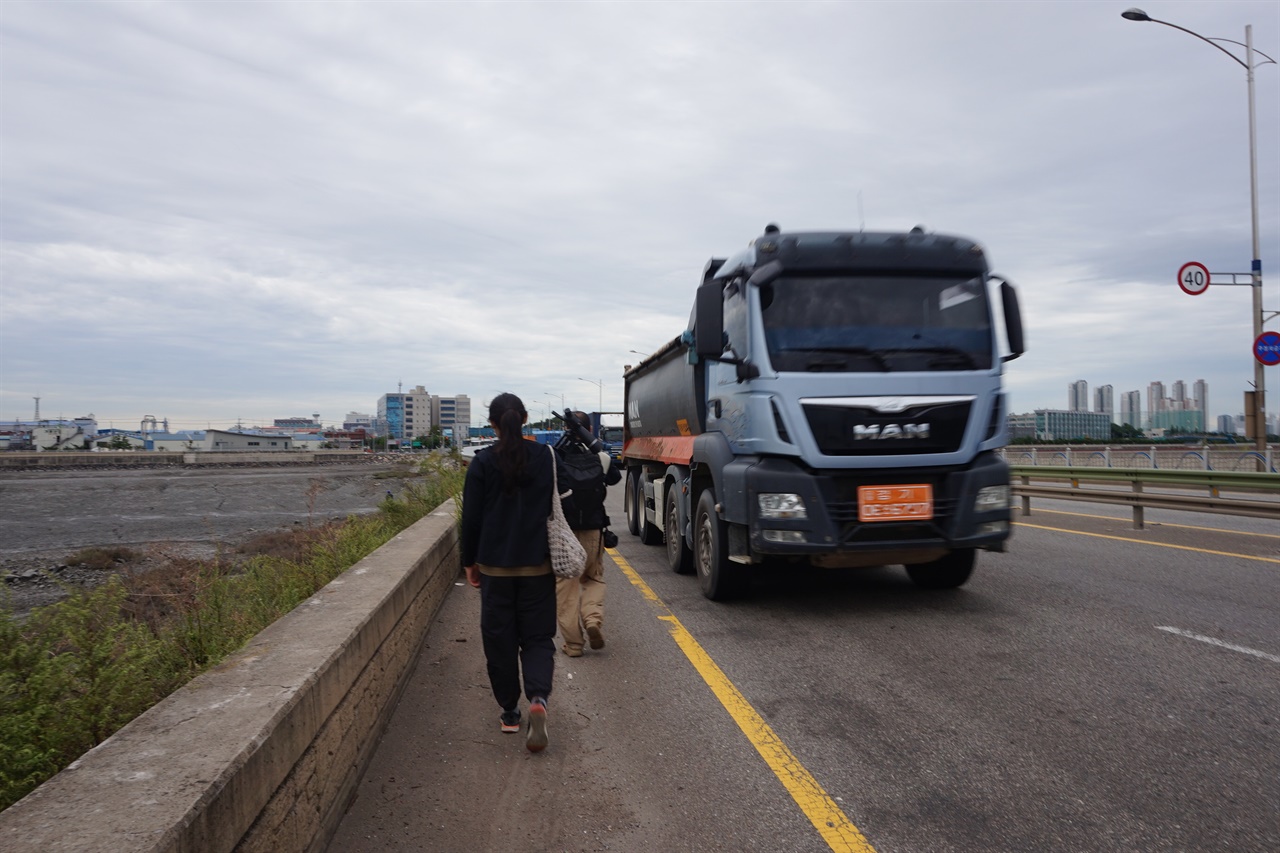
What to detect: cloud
<box><xmin>1</xmin><ymin>0</ymin><xmax>1276</xmax><ymax>429</ymax></box>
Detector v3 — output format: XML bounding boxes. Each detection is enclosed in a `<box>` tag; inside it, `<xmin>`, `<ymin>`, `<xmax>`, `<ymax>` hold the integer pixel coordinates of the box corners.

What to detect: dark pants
<box><xmin>478</xmin><ymin>572</ymin><xmax>556</xmax><ymax>712</ymax></box>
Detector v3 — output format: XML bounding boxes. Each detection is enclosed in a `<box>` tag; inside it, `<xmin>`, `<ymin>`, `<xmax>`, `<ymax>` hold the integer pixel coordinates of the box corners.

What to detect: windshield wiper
<box><xmin>906</xmin><ymin>346</ymin><xmax>979</xmax><ymax>369</ymax></box>
<box><xmin>800</xmin><ymin>346</ymin><xmax>889</xmax><ymax>371</ymax></box>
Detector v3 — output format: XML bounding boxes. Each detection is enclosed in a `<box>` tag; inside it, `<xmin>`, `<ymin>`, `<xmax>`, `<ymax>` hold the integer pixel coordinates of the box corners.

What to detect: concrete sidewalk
<box><xmin>326</xmin><ymin>547</ymin><xmax>803</xmax><ymax>853</ymax></box>
<box><xmin>325</xmin><ymin>571</ymin><xmax>633</xmax><ymax>852</ymax></box>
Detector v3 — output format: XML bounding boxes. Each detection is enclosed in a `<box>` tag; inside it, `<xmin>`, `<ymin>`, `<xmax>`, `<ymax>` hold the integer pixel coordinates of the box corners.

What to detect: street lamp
<box><xmin>529</xmin><ymin>400</ymin><xmax>550</xmax><ymax>430</ymax></box>
<box><xmin>1123</xmin><ymin>7</ymin><xmax>1276</xmax><ymax>450</ymax></box>
<box><xmin>545</xmin><ymin>391</ymin><xmax>565</xmax><ymax>415</ymax></box>
<box><xmin>578</xmin><ymin>377</ymin><xmax>603</xmax><ymax>412</ymax></box>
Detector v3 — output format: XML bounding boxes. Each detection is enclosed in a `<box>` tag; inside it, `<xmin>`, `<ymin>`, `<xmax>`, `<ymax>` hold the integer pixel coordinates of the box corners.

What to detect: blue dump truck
<box><xmin>589</xmin><ymin>412</ymin><xmax>625</xmax><ymax>462</ymax></box>
<box><xmin>622</xmin><ymin>224</ymin><xmax>1025</xmax><ymax>600</ymax></box>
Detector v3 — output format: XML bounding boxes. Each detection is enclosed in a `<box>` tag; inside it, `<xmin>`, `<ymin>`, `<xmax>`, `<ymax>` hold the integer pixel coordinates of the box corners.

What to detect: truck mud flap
<box><xmin>728</xmin><ymin>523</ymin><xmax>755</xmax><ymax>564</ymax></box>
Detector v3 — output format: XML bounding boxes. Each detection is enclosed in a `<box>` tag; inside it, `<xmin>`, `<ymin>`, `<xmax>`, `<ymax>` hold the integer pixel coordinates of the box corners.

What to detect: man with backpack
<box><xmin>555</xmin><ymin>411</ymin><xmax>622</xmax><ymax>657</ymax></box>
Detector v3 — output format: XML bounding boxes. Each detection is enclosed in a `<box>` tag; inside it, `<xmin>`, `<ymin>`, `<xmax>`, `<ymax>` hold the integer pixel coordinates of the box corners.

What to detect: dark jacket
<box><xmin>461</xmin><ymin>441</ymin><xmax>567</xmax><ymax>568</ymax></box>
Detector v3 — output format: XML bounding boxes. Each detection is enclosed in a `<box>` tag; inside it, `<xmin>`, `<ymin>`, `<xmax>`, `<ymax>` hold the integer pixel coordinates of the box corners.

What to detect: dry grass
<box><xmin>64</xmin><ymin>546</ymin><xmax>141</xmax><ymax>570</ymax></box>
<box><xmin>235</xmin><ymin>522</ymin><xmax>344</xmax><ymax>562</ymax></box>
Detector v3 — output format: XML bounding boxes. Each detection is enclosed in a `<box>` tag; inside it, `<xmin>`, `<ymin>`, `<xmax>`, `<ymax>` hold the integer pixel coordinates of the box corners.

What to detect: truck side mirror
<box><xmin>694</xmin><ymin>281</ymin><xmax>725</xmax><ymax>359</ymax></box>
<box><xmin>999</xmin><ymin>278</ymin><xmax>1025</xmax><ymax>362</ymax></box>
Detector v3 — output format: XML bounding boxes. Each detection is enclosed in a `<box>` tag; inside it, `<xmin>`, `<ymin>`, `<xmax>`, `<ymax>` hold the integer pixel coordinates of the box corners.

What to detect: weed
<box><xmin>305</xmin><ymin>478</ymin><xmax>325</xmax><ymax>525</ymax></box>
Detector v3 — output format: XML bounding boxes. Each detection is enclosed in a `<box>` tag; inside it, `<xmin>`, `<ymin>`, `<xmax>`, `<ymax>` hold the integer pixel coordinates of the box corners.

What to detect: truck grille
<box><xmin>828</xmin><ymin>498</ymin><xmax>958</xmax><ymax>545</ymax></box>
<box><xmin>824</xmin><ymin>474</ymin><xmax>957</xmax><ymax>545</ymax></box>
<box><xmin>802</xmin><ymin>399</ymin><xmax>971</xmax><ymax>456</ymax></box>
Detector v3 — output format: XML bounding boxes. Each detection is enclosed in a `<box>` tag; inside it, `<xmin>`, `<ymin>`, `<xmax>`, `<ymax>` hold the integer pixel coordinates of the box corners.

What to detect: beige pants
<box><xmin>555</xmin><ymin>529</ymin><xmax>605</xmax><ymax>652</ymax></box>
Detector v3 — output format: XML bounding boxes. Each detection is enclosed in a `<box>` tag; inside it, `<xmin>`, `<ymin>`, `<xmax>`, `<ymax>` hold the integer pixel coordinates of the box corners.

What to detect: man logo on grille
<box><xmin>853</xmin><ymin>423</ymin><xmax>930</xmax><ymax>439</ymax></box>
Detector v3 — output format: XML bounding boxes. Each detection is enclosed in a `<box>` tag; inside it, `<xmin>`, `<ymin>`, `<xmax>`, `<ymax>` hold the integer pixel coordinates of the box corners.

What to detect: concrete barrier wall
<box><xmin>0</xmin><ymin>500</ymin><xmax>461</xmax><ymax>853</ymax></box>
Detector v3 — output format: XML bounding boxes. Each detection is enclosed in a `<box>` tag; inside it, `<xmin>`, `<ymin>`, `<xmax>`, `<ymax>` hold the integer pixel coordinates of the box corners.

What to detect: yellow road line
<box><xmin>1025</xmin><ymin>508</ymin><xmax>1280</xmax><ymax>539</ymax></box>
<box><xmin>1013</xmin><ymin>523</ymin><xmax>1280</xmax><ymax>563</ymax></box>
<box><xmin>606</xmin><ymin>548</ymin><xmax>875</xmax><ymax>853</ymax></box>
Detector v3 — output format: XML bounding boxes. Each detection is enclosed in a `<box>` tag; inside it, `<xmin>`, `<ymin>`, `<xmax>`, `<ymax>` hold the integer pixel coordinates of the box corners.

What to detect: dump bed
<box><xmin>623</xmin><ymin>336</ymin><xmax>706</xmax><ymax>442</ymax></box>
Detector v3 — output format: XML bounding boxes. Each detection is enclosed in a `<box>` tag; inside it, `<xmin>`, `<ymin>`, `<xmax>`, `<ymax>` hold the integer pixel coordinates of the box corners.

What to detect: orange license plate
<box><xmin>858</xmin><ymin>484</ymin><xmax>933</xmax><ymax>522</ymax></box>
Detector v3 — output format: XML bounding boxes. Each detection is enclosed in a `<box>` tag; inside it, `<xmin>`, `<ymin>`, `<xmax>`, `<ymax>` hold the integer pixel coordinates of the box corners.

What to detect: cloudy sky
<box><xmin>2</xmin><ymin>0</ymin><xmax>1276</xmax><ymax>432</ymax></box>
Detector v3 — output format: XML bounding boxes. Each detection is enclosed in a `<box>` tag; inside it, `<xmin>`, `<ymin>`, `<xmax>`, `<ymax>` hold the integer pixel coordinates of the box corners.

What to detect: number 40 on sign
<box><xmin>1177</xmin><ymin>261</ymin><xmax>1210</xmax><ymax>296</ymax></box>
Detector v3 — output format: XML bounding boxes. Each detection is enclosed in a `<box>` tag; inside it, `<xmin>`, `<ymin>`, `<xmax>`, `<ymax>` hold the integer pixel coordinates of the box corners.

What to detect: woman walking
<box><xmin>461</xmin><ymin>393</ymin><xmax>562</xmax><ymax>752</ymax></box>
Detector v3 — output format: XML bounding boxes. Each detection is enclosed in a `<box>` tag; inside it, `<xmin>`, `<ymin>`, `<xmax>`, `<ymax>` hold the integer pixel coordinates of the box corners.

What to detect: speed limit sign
<box><xmin>1177</xmin><ymin>261</ymin><xmax>1210</xmax><ymax>296</ymax></box>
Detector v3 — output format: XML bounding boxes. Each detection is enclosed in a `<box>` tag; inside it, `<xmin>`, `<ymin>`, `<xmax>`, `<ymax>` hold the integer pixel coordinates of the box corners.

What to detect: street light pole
<box><xmin>1123</xmin><ymin>8</ymin><xmax>1276</xmax><ymax>450</ymax></box>
<box><xmin>578</xmin><ymin>378</ymin><xmax>603</xmax><ymax>412</ymax></box>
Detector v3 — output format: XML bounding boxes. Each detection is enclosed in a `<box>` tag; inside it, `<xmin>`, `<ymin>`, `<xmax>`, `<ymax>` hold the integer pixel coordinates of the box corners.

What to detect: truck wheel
<box><xmin>625</xmin><ymin>469</ymin><xmax>641</xmax><ymax>536</ymax></box>
<box><xmin>905</xmin><ymin>549</ymin><xmax>975</xmax><ymax>589</ymax></box>
<box><xmin>665</xmin><ymin>486</ymin><xmax>694</xmax><ymax>574</ymax></box>
<box><xmin>694</xmin><ymin>489</ymin><xmax>745</xmax><ymax>600</ymax></box>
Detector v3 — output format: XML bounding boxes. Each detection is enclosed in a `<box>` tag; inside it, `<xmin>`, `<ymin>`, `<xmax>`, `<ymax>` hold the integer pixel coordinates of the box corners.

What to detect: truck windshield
<box><xmin>759</xmin><ymin>273</ymin><xmax>994</xmax><ymax>372</ymax></box>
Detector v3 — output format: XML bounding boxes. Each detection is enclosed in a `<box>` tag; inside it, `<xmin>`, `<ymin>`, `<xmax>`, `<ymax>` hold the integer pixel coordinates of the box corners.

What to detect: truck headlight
<box><xmin>974</xmin><ymin>485</ymin><xmax>1010</xmax><ymax>512</ymax></box>
<box><xmin>758</xmin><ymin>493</ymin><xmax>807</xmax><ymax>520</ymax></box>
<box><xmin>763</xmin><ymin>529</ymin><xmax>807</xmax><ymax>543</ymax></box>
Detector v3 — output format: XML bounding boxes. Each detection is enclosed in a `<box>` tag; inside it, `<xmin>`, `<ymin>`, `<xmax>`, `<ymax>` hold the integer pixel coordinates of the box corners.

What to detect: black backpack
<box><xmin>556</xmin><ymin>443</ymin><xmax>608</xmax><ymax>530</ymax></box>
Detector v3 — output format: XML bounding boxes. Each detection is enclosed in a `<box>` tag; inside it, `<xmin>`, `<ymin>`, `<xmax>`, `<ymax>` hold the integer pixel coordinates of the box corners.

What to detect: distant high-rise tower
<box><xmin>1068</xmin><ymin>380</ymin><xmax>1089</xmax><ymax>412</ymax></box>
<box><xmin>1147</xmin><ymin>381</ymin><xmax>1166</xmax><ymax>421</ymax></box>
<box><xmin>1193</xmin><ymin>379</ymin><xmax>1208</xmax><ymax>425</ymax></box>
<box><xmin>1094</xmin><ymin>385</ymin><xmax>1114</xmax><ymax>422</ymax></box>
<box><xmin>1120</xmin><ymin>391</ymin><xmax>1142</xmax><ymax>429</ymax></box>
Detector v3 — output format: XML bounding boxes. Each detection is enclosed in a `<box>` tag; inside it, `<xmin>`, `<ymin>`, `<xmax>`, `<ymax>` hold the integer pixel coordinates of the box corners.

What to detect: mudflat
<box><xmin>0</xmin><ymin>460</ymin><xmax>411</xmax><ymax>613</ymax></box>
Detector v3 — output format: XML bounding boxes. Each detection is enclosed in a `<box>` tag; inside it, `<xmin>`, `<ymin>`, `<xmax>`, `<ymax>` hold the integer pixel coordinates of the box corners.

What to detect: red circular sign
<box><xmin>1177</xmin><ymin>262</ymin><xmax>1210</xmax><ymax>295</ymax></box>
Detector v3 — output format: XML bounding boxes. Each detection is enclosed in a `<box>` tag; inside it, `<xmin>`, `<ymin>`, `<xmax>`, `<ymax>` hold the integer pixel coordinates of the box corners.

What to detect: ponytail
<box><xmin>489</xmin><ymin>392</ymin><xmax>529</xmax><ymax>492</ymax></box>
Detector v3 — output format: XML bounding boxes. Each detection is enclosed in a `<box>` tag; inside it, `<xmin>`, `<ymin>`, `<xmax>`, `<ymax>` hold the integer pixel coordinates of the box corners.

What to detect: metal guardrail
<box><xmin>1002</xmin><ymin>444</ymin><xmax>1276</xmax><ymax>473</ymax></box>
<box><xmin>1008</xmin><ymin>465</ymin><xmax>1280</xmax><ymax>529</ymax></box>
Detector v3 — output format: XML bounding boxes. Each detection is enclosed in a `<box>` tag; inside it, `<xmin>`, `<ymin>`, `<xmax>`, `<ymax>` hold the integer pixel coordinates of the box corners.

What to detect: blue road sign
<box><xmin>1255</xmin><ymin>331</ymin><xmax>1280</xmax><ymax>366</ymax></box>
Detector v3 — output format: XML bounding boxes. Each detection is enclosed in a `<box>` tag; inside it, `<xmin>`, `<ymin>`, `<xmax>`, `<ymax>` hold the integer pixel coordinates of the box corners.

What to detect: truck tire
<box><xmin>637</xmin><ymin>475</ymin><xmax>663</xmax><ymax>546</ymax></box>
<box><xmin>905</xmin><ymin>549</ymin><xmax>975</xmax><ymax>589</ymax></box>
<box><xmin>625</xmin><ymin>469</ymin><xmax>641</xmax><ymax>536</ymax></box>
<box><xmin>665</xmin><ymin>486</ymin><xmax>694</xmax><ymax>574</ymax></box>
<box><xmin>694</xmin><ymin>489</ymin><xmax>746</xmax><ymax>600</ymax></box>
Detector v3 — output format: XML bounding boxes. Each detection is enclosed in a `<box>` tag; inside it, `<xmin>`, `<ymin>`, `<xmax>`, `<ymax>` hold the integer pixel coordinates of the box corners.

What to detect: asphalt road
<box><xmin>329</xmin><ymin>490</ymin><xmax>1280</xmax><ymax>852</ymax></box>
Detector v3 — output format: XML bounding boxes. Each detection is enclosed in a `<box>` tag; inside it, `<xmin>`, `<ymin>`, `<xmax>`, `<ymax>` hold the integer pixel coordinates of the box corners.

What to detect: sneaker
<box><xmin>561</xmin><ymin>645</ymin><xmax>583</xmax><ymax>658</ymax></box>
<box><xmin>526</xmin><ymin>697</ymin><xmax>548</xmax><ymax>753</ymax></box>
<box><xmin>586</xmin><ymin>624</ymin><xmax>605</xmax><ymax>650</ymax></box>
<box><xmin>500</xmin><ymin>710</ymin><xmax>521</xmax><ymax>734</ymax></box>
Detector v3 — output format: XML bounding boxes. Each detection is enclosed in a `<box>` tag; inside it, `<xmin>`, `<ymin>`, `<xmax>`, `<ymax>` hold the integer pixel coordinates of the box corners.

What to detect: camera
<box><xmin>602</xmin><ymin>528</ymin><xmax>619</xmax><ymax>549</ymax></box>
<box><xmin>552</xmin><ymin>408</ymin><xmax>604</xmax><ymax>454</ymax></box>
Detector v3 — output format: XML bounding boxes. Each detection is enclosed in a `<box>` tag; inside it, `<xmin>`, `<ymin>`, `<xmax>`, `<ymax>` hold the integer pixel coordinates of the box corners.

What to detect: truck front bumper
<box><xmin>738</xmin><ymin>452</ymin><xmax>1012</xmax><ymax>559</ymax></box>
